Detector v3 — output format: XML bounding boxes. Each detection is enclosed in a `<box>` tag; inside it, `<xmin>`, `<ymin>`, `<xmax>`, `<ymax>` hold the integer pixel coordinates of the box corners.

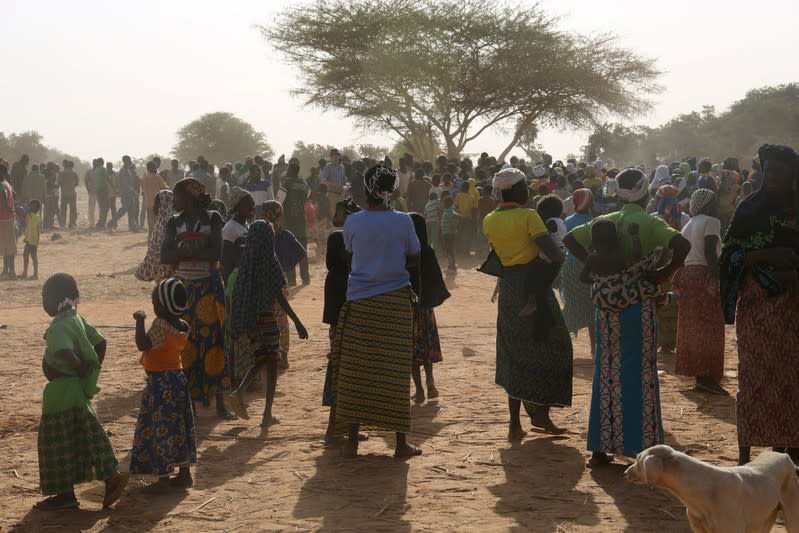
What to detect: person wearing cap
<box><xmin>131</xmin><ymin>278</ymin><xmax>197</xmax><ymax>491</ymax></box>
<box><xmin>564</xmin><ymin>168</ymin><xmax>690</xmax><ymax>466</ymax></box>
<box><xmin>321</xmin><ymin>148</ymin><xmax>346</xmax><ymax>215</ymax></box>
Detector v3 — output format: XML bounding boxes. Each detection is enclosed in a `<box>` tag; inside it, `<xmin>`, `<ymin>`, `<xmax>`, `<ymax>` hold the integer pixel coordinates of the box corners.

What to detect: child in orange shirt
<box><xmin>131</xmin><ymin>278</ymin><xmax>197</xmax><ymax>492</ymax></box>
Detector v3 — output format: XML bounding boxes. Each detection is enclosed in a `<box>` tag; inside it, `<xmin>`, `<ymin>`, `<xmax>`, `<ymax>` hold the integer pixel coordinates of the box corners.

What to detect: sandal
<box><xmin>587</xmin><ymin>453</ymin><xmax>614</xmax><ymax>468</ymax></box>
<box><xmin>394</xmin><ymin>444</ymin><xmax>423</xmax><ymax>459</ymax></box>
<box><xmin>34</xmin><ymin>494</ymin><xmax>79</xmax><ymax>511</ymax></box>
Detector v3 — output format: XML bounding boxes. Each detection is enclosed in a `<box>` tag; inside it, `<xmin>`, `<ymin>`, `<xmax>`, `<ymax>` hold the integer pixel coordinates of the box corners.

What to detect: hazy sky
<box><xmin>2</xmin><ymin>0</ymin><xmax>798</xmax><ymax>163</ymax></box>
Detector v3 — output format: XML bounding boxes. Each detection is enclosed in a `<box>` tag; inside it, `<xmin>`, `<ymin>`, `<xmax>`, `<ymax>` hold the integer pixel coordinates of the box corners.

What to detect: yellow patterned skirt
<box><xmin>331</xmin><ymin>288</ymin><xmax>413</xmax><ymax>434</ymax></box>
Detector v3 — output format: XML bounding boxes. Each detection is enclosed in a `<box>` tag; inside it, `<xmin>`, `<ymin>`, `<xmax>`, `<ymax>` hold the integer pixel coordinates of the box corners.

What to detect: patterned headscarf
<box><xmin>572</xmin><ymin>188</ymin><xmax>594</xmax><ymax>212</ymax></box>
<box><xmin>156</xmin><ymin>278</ymin><xmax>188</xmax><ymax>316</ymax></box>
<box><xmin>365</xmin><ymin>165</ymin><xmax>399</xmax><ymax>205</ymax></box>
<box><xmin>689</xmin><ymin>188</ymin><xmax>717</xmax><ymax>217</ymax></box>
<box><xmin>231</xmin><ymin>220</ymin><xmax>286</xmax><ymax>332</ymax></box>
<box><xmin>135</xmin><ymin>189</ymin><xmax>175</xmax><ymax>282</ymax></box>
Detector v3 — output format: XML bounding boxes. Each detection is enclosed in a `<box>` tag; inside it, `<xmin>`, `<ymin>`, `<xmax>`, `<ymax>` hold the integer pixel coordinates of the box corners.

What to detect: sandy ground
<box><xmin>0</xmin><ymin>193</ymin><xmax>783</xmax><ymax>532</ymax></box>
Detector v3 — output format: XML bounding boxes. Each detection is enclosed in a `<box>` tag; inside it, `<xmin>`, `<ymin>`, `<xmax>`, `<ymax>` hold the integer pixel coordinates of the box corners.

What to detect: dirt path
<box><xmin>0</xmin><ymin>209</ymin><xmax>779</xmax><ymax>532</ymax></box>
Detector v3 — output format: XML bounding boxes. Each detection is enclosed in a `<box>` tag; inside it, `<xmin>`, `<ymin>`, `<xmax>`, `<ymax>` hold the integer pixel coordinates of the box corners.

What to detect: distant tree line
<box><xmin>583</xmin><ymin>84</ymin><xmax>799</xmax><ymax>165</ymax></box>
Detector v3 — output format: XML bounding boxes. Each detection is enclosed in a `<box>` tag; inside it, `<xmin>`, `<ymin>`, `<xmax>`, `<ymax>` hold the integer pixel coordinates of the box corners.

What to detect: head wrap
<box><xmin>364</xmin><ymin>165</ymin><xmax>399</xmax><ymax>205</ymax></box>
<box><xmin>614</xmin><ymin>169</ymin><xmax>649</xmax><ymax>203</ymax></box>
<box><xmin>572</xmin><ymin>188</ymin><xmax>594</xmax><ymax>213</ymax></box>
<box><xmin>135</xmin><ymin>189</ymin><xmax>175</xmax><ymax>282</ymax></box>
<box><xmin>175</xmin><ymin>177</ymin><xmax>205</xmax><ymax>199</ymax></box>
<box><xmin>689</xmin><ymin>188</ymin><xmax>717</xmax><ymax>217</ymax></box>
<box><xmin>566</xmin><ymin>163</ymin><xmax>576</xmax><ymax>174</ymax></box>
<box><xmin>492</xmin><ymin>167</ymin><xmax>527</xmax><ymax>196</ymax></box>
<box><xmin>229</xmin><ymin>186</ymin><xmax>252</xmax><ymax>212</ymax></box>
<box><xmin>650</xmin><ymin>165</ymin><xmax>671</xmax><ymax>192</ymax></box>
<box><xmin>758</xmin><ymin>144</ymin><xmax>799</xmax><ymax>173</ymax></box>
<box><xmin>231</xmin><ymin>220</ymin><xmax>286</xmax><ymax>332</ymax></box>
<box><xmin>262</xmin><ymin>200</ymin><xmax>284</xmax><ymax>228</ymax></box>
<box><xmin>533</xmin><ymin>166</ymin><xmax>547</xmax><ymax>178</ymax></box>
<box><xmin>678</xmin><ymin>162</ymin><xmax>691</xmax><ymax>177</ymax></box>
<box><xmin>156</xmin><ymin>278</ymin><xmax>188</xmax><ymax>316</ymax></box>
<box><xmin>594</xmin><ymin>160</ymin><xmax>606</xmax><ymax>171</ymax></box>
<box><xmin>657</xmin><ymin>184</ymin><xmax>682</xmax><ymax>229</ymax></box>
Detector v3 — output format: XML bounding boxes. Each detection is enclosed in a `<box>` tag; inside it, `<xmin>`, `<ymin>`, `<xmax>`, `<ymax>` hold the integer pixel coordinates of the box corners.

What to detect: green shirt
<box><xmin>570</xmin><ymin>203</ymin><xmax>679</xmax><ymax>266</ymax></box>
<box><xmin>93</xmin><ymin>167</ymin><xmax>109</xmax><ymax>193</ymax></box>
<box><xmin>41</xmin><ymin>310</ymin><xmax>104</xmax><ymax>415</ymax></box>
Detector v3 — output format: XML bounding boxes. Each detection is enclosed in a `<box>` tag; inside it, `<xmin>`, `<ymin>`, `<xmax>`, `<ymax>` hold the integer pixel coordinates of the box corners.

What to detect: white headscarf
<box><xmin>649</xmin><ymin>165</ymin><xmax>671</xmax><ymax>193</ymax></box>
<box><xmin>533</xmin><ymin>166</ymin><xmax>547</xmax><ymax>178</ymax></box>
<box><xmin>492</xmin><ymin>167</ymin><xmax>526</xmax><ymax>196</ymax></box>
<box><xmin>615</xmin><ymin>169</ymin><xmax>650</xmax><ymax>203</ymax></box>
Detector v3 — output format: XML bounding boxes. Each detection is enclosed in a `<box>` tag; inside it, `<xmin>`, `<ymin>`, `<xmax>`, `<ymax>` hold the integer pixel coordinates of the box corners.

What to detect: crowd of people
<box><xmin>1</xmin><ymin>142</ymin><xmax>797</xmax><ymax>512</ymax></box>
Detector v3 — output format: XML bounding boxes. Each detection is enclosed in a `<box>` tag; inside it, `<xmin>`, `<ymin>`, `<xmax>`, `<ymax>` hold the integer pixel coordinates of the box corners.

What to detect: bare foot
<box><xmin>103</xmin><ymin>472</ymin><xmax>130</xmax><ymax>508</ymax></box>
<box><xmin>228</xmin><ymin>393</ymin><xmax>249</xmax><ymax>420</ymax></box>
<box><xmin>342</xmin><ymin>439</ymin><xmax>358</xmax><ymax>458</ymax></box>
<box><xmin>531</xmin><ymin>412</ymin><xmax>567</xmax><ymax>435</ymax></box>
<box><xmin>426</xmin><ymin>382</ymin><xmax>439</xmax><ymax>399</ymax></box>
<box><xmin>519</xmin><ymin>302</ymin><xmax>537</xmax><ymax>317</ymax></box>
<box><xmin>413</xmin><ymin>390</ymin><xmax>425</xmax><ymax>404</ymax></box>
<box><xmin>260</xmin><ymin>415</ymin><xmax>280</xmax><ymax>428</ymax></box>
<box><xmin>507</xmin><ymin>425</ymin><xmax>527</xmax><ymax>443</ymax></box>
<box><xmin>394</xmin><ymin>443</ymin><xmax>423</xmax><ymax>459</ymax></box>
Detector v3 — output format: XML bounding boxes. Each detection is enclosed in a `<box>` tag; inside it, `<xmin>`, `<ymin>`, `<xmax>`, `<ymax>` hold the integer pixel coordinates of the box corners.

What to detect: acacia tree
<box><xmin>173</xmin><ymin>112</ymin><xmax>273</xmax><ymax>164</ymax></box>
<box><xmin>264</xmin><ymin>0</ymin><xmax>659</xmax><ymax>160</ymax></box>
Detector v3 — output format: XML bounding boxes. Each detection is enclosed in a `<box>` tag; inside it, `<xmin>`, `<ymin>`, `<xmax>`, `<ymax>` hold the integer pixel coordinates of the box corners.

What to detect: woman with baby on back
<box><xmin>564</xmin><ymin>168</ymin><xmax>690</xmax><ymax>467</ymax></box>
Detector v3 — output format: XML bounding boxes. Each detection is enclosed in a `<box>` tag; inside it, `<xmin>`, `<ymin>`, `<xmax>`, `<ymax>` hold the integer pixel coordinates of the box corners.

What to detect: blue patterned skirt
<box><xmin>130</xmin><ymin>370</ymin><xmax>197</xmax><ymax>476</ymax></box>
<box><xmin>587</xmin><ymin>301</ymin><xmax>664</xmax><ymax>457</ymax></box>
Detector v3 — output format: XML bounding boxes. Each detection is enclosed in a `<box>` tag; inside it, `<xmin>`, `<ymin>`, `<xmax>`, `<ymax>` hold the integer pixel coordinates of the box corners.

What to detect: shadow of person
<box><xmin>572</xmin><ymin>356</ymin><xmax>595</xmax><ymax>382</ymax></box>
<box><xmin>678</xmin><ymin>389</ymin><xmax>737</xmax><ymax>425</ymax></box>
<box><xmin>97</xmin><ymin>488</ymin><xmax>189</xmax><ymax>532</ymax></box>
<box><xmin>292</xmin><ymin>448</ymin><xmax>411</xmax><ymax>532</ymax></box>
<box><xmin>489</xmin><ymin>438</ymin><xmax>600</xmax><ymax>531</ymax></box>
<box><xmin>11</xmin><ymin>508</ymin><xmax>108</xmax><ymax>533</ymax></box>
<box><xmin>589</xmin><ymin>463</ymin><xmax>689</xmax><ymax>531</ymax></box>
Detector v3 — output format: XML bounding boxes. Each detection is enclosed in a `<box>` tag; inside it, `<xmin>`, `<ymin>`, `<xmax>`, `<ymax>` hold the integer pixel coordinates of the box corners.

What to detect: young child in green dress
<box><xmin>35</xmin><ymin>273</ymin><xmax>129</xmax><ymax>510</ymax></box>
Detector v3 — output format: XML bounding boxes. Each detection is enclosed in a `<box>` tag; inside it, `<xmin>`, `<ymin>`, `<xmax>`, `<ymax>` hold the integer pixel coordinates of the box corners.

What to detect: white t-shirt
<box><xmin>222</xmin><ymin>219</ymin><xmax>248</xmax><ymax>243</ymax></box>
<box><xmin>681</xmin><ymin>214</ymin><xmax>721</xmax><ymax>267</ymax></box>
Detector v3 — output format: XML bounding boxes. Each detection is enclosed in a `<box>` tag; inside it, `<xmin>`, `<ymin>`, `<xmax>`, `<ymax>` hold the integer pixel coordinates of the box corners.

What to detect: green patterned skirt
<box><xmin>38</xmin><ymin>405</ymin><xmax>119</xmax><ymax>495</ymax></box>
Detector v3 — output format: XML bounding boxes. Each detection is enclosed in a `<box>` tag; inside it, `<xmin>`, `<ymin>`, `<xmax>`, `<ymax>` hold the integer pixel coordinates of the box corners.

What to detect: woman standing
<box><xmin>482</xmin><ymin>167</ymin><xmax>573</xmax><ymax>442</ymax></box>
<box><xmin>559</xmin><ymin>188</ymin><xmax>595</xmax><ymax>351</ymax></box>
<box><xmin>720</xmin><ymin>144</ymin><xmax>799</xmax><ymax>465</ymax></box>
<box><xmin>564</xmin><ymin>169</ymin><xmax>690</xmax><ymax>465</ymax></box>
<box><xmin>673</xmin><ymin>189</ymin><xmax>726</xmax><ymax>395</ymax></box>
<box><xmin>332</xmin><ymin>165</ymin><xmax>423</xmax><ymax>458</ymax></box>
<box><xmin>160</xmin><ymin>178</ymin><xmax>234</xmax><ymax>419</ymax></box>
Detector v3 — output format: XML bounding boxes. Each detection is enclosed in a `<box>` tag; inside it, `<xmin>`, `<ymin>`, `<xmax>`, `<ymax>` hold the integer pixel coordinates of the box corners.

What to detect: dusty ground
<box><xmin>0</xmin><ymin>193</ymin><xmax>780</xmax><ymax>532</ymax></box>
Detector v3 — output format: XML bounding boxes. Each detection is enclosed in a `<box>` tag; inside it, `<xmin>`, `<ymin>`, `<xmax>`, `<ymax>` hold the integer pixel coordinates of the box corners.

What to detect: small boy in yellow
<box><xmin>22</xmin><ymin>199</ymin><xmax>41</xmax><ymax>280</ymax></box>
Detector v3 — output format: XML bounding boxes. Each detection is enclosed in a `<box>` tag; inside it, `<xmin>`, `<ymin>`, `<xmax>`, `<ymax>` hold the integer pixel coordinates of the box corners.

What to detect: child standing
<box><xmin>409</xmin><ymin>213</ymin><xmax>450</xmax><ymax>403</ymax></box>
<box><xmin>228</xmin><ymin>220</ymin><xmax>308</xmax><ymax>426</ymax></box>
<box><xmin>264</xmin><ymin>200</ymin><xmax>307</xmax><ymax>371</ymax></box>
<box><xmin>36</xmin><ymin>273</ymin><xmax>129</xmax><ymax>510</ymax></box>
<box><xmin>130</xmin><ymin>278</ymin><xmax>197</xmax><ymax>492</ymax></box>
<box><xmin>423</xmin><ymin>192</ymin><xmax>441</xmax><ymax>251</ymax></box>
<box><xmin>440</xmin><ymin>195</ymin><xmax>458</xmax><ymax>271</ymax></box>
<box><xmin>22</xmin><ymin>199</ymin><xmax>41</xmax><ymax>280</ymax></box>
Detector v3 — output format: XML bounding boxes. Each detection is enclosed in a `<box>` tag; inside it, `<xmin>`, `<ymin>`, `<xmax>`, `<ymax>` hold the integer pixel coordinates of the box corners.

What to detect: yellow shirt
<box><xmin>454</xmin><ymin>192</ymin><xmax>476</xmax><ymax>218</ymax></box>
<box><xmin>141</xmin><ymin>173</ymin><xmax>169</xmax><ymax>209</ymax></box>
<box><xmin>24</xmin><ymin>212</ymin><xmax>41</xmax><ymax>246</ymax></box>
<box><xmin>482</xmin><ymin>203</ymin><xmax>548</xmax><ymax>266</ymax></box>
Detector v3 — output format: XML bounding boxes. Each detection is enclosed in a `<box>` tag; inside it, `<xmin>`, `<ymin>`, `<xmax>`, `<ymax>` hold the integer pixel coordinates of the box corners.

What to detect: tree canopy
<box><xmin>583</xmin><ymin>84</ymin><xmax>799</xmax><ymax>165</ymax></box>
<box><xmin>172</xmin><ymin>112</ymin><xmax>273</xmax><ymax>165</ymax></box>
<box><xmin>0</xmin><ymin>131</ymin><xmax>89</xmax><ymax>175</ymax></box>
<box><xmin>264</xmin><ymin>0</ymin><xmax>659</xmax><ymax>160</ymax></box>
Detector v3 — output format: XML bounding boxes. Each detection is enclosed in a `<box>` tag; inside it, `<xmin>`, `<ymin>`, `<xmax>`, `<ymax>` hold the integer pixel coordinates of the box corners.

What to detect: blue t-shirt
<box><xmin>344</xmin><ymin>210</ymin><xmax>421</xmax><ymax>301</ymax></box>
